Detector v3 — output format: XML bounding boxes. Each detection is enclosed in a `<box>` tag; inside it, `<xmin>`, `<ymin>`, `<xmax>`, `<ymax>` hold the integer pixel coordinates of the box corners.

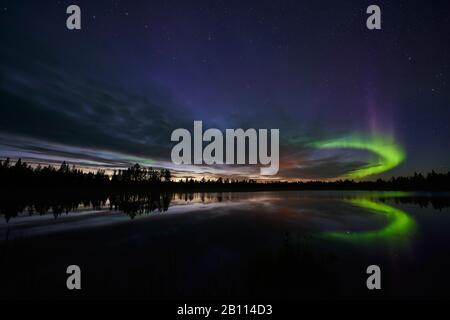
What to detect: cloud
<box><xmin>278</xmin><ymin>155</ymin><xmax>368</xmax><ymax>180</ymax></box>
<box><xmin>0</xmin><ymin>51</ymin><xmax>190</xmax><ymax>164</ymax></box>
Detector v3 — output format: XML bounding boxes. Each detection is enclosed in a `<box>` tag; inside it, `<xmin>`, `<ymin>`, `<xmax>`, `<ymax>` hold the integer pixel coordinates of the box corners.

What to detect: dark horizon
<box><xmin>1</xmin><ymin>157</ymin><xmax>449</xmax><ymax>191</ymax></box>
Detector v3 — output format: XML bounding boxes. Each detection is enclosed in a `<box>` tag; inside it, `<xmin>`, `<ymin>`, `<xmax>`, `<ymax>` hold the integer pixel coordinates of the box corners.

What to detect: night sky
<box><xmin>1</xmin><ymin>0</ymin><xmax>449</xmax><ymax>180</ymax></box>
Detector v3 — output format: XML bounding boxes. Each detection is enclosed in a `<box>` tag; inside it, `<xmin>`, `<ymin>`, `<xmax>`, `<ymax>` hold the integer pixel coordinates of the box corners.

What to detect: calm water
<box><xmin>1</xmin><ymin>191</ymin><xmax>449</xmax><ymax>299</ymax></box>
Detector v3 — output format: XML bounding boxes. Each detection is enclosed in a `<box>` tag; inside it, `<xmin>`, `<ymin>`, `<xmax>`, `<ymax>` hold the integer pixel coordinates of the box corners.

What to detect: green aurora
<box><xmin>323</xmin><ymin>197</ymin><xmax>416</xmax><ymax>244</ymax></box>
<box><xmin>310</xmin><ymin>134</ymin><xmax>406</xmax><ymax>179</ymax></box>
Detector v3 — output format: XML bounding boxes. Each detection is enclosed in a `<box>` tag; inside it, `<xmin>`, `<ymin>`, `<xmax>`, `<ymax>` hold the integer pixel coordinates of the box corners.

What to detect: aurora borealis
<box><xmin>311</xmin><ymin>134</ymin><xmax>405</xmax><ymax>178</ymax></box>
<box><xmin>323</xmin><ymin>195</ymin><xmax>416</xmax><ymax>244</ymax></box>
<box><xmin>1</xmin><ymin>0</ymin><xmax>450</xmax><ymax>180</ymax></box>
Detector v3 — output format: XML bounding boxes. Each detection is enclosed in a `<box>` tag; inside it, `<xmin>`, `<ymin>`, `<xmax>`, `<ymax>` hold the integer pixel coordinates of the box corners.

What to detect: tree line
<box><xmin>0</xmin><ymin>158</ymin><xmax>171</xmax><ymax>189</ymax></box>
<box><xmin>1</xmin><ymin>158</ymin><xmax>449</xmax><ymax>191</ymax></box>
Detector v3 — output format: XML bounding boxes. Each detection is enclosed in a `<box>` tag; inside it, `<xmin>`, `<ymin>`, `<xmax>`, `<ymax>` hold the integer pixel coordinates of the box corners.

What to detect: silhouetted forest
<box><xmin>0</xmin><ymin>158</ymin><xmax>449</xmax><ymax>221</ymax></box>
<box><xmin>0</xmin><ymin>158</ymin><xmax>171</xmax><ymax>189</ymax></box>
<box><xmin>1</xmin><ymin>158</ymin><xmax>449</xmax><ymax>191</ymax></box>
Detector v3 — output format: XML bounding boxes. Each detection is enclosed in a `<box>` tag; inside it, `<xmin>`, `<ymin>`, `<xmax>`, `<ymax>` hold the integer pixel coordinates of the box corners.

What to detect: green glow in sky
<box><xmin>323</xmin><ymin>197</ymin><xmax>416</xmax><ymax>244</ymax></box>
<box><xmin>311</xmin><ymin>134</ymin><xmax>405</xmax><ymax>179</ymax></box>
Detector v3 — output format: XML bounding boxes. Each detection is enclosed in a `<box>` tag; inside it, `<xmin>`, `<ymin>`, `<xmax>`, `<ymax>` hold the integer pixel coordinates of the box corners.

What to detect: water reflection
<box><xmin>323</xmin><ymin>197</ymin><xmax>416</xmax><ymax>244</ymax></box>
<box><xmin>0</xmin><ymin>191</ymin><xmax>263</xmax><ymax>222</ymax></box>
<box><xmin>1</xmin><ymin>190</ymin><xmax>449</xmax><ymax>243</ymax></box>
<box><xmin>109</xmin><ymin>193</ymin><xmax>172</xmax><ymax>218</ymax></box>
<box><xmin>1</xmin><ymin>190</ymin><xmax>449</xmax><ymax>299</ymax></box>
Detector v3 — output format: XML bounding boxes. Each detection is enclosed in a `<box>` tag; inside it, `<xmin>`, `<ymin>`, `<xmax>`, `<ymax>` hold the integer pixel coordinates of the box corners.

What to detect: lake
<box><xmin>1</xmin><ymin>191</ymin><xmax>449</xmax><ymax>299</ymax></box>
